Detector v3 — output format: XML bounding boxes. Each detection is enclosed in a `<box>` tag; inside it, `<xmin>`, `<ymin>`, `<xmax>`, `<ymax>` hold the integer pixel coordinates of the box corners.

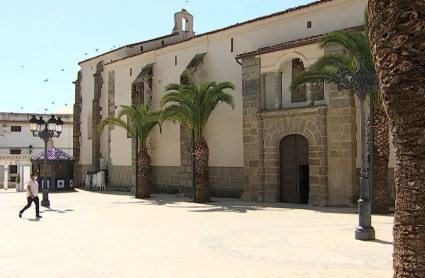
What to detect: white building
<box><xmin>0</xmin><ymin>106</ymin><xmax>73</xmax><ymax>190</ymax></box>
<box><xmin>74</xmin><ymin>0</ymin><xmax>396</xmax><ymax>205</ymax></box>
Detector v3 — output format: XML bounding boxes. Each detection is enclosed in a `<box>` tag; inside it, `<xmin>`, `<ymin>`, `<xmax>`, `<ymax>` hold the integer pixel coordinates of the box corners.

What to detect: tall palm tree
<box><xmin>161</xmin><ymin>72</ymin><xmax>235</xmax><ymax>203</ymax></box>
<box><xmin>368</xmin><ymin>1</ymin><xmax>425</xmax><ymax>276</ymax></box>
<box><xmin>290</xmin><ymin>28</ymin><xmax>390</xmax><ymax>214</ymax></box>
<box><xmin>98</xmin><ymin>104</ymin><xmax>161</xmax><ymax>199</ymax></box>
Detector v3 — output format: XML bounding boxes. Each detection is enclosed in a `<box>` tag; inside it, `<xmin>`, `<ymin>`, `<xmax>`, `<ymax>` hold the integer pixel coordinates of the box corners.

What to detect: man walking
<box><xmin>19</xmin><ymin>173</ymin><xmax>42</xmax><ymax>218</ymax></box>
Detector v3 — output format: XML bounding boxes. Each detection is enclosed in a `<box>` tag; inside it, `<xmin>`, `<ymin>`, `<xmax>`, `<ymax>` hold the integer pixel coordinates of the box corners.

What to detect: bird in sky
<box><xmin>61</xmin><ymin>69</ymin><xmax>64</xmax><ymax>72</ymax></box>
<box><xmin>21</xmin><ymin>65</ymin><xmax>24</xmax><ymax>68</ymax></box>
<box><xmin>21</xmin><ymin>107</ymin><xmax>23</xmax><ymax>109</ymax></box>
<box><xmin>65</xmin><ymin>103</ymin><xmax>68</xmax><ymax>106</ymax></box>
<box><xmin>52</xmin><ymin>101</ymin><xmax>55</xmax><ymax>104</ymax></box>
<box><xmin>85</xmin><ymin>53</ymin><xmax>88</xmax><ymax>55</ymax></box>
<box><xmin>45</xmin><ymin>108</ymin><xmax>48</xmax><ymax>111</ymax></box>
<box><xmin>95</xmin><ymin>49</ymin><xmax>98</xmax><ymax>52</ymax></box>
<box><xmin>43</xmin><ymin>79</ymin><xmax>49</xmax><ymax>82</ymax></box>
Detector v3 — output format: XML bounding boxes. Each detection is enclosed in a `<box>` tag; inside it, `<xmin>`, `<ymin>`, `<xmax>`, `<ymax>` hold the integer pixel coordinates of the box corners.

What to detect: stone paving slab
<box><xmin>0</xmin><ymin>190</ymin><xmax>394</xmax><ymax>277</ymax></box>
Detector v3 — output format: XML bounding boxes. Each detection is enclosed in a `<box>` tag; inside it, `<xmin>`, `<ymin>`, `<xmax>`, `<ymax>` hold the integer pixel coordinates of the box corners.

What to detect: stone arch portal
<box><xmin>263</xmin><ymin>114</ymin><xmax>328</xmax><ymax>206</ymax></box>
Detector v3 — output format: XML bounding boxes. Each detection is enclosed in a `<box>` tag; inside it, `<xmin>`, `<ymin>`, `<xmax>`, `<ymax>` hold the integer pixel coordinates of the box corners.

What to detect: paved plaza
<box><xmin>1</xmin><ymin>189</ymin><xmax>393</xmax><ymax>277</ymax></box>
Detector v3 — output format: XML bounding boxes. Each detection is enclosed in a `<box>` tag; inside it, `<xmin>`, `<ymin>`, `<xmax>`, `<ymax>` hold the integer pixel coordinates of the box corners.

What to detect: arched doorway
<box><xmin>279</xmin><ymin>134</ymin><xmax>309</xmax><ymax>204</ymax></box>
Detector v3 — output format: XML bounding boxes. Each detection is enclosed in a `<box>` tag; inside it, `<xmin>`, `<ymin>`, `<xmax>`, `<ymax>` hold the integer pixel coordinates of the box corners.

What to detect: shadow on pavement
<box><xmin>372</xmin><ymin>239</ymin><xmax>393</xmax><ymax>245</ymax></box>
<box><xmin>40</xmin><ymin>208</ymin><xmax>75</xmax><ymax>214</ymax></box>
<box><xmin>49</xmin><ymin>189</ymin><xmax>78</xmax><ymax>194</ymax></box>
<box><xmin>28</xmin><ymin>218</ymin><xmax>41</xmax><ymax>222</ymax></box>
<box><xmin>75</xmin><ymin>190</ymin><xmax>395</xmax><ymax>216</ymax></box>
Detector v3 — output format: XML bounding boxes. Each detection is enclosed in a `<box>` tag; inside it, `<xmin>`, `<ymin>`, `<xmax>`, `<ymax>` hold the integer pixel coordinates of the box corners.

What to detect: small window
<box><xmin>10</xmin><ymin>149</ymin><xmax>21</xmax><ymax>154</ymax></box>
<box><xmin>161</xmin><ymin>40</ymin><xmax>164</xmax><ymax>46</ymax></box>
<box><xmin>175</xmin><ymin>56</ymin><xmax>177</xmax><ymax>66</ymax></box>
<box><xmin>10</xmin><ymin>176</ymin><xmax>17</xmax><ymax>182</ymax></box>
<box><xmin>11</xmin><ymin>126</ymin><xmax>21</xmax><ymax>132</ymax></box>
<box><xmin>130</xmin><ymin>68</ymin><xmax>132</xmax><ymax>76</ymax></box>
<box><xmin>307</xmin><ymin>21</ymin><xmax>312</xmax><ymax>28</ymax></box>
<box><xmin>141</xmin><ymin>46</ymin><xmax>144</xmax><ymax>51</ymax></box>
<box><xmin>231</xmin><ymin>38</ymin><xmax>234</xmax><ymax>53</ymax></box>
<box><xmin>10</xmin><ymin>165</ymin><xmax>18</xmax><ymax>174</ymax></box>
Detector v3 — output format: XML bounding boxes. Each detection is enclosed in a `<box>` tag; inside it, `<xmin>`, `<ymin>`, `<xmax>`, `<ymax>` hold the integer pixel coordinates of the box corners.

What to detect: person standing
<box><xmin>19</xmin><ymin>173</ymin><xmax>42</xmax><ymax>218</ymax></box>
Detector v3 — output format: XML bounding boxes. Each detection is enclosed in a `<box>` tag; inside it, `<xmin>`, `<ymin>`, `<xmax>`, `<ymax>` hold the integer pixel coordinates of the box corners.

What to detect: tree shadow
<box><xmin>188</xmin><ymin>205</ymin><xmax>263</xmax><ymax>213</ymax></box>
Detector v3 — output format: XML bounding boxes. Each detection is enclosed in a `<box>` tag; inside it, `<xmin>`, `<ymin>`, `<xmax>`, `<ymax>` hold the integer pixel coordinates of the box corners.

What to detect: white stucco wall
<box><xmin>0</xmin><ymin>113</ymin><xmax>73</xmax><ymax>182</ymax></box>
<box><xmin>79</xmin><ymin>65</ymin><xmax>95</xmax><ymax>165</ymax></box>
<box><xmin>79</xmin><ymin>0</ymin><xmax>368</xmax><ymax>168</ymax></box>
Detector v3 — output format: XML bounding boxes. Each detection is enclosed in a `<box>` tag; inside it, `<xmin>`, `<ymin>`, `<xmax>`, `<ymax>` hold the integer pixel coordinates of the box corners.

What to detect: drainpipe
<box><xmin>235</xmin><ymin>57</ymin><xmax>242</xmax><ymax>66</ymax></box>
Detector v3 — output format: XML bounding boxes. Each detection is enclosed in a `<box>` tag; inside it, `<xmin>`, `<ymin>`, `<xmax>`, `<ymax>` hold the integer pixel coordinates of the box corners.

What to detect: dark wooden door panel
<box><xmin>280</xmin><ymin>134</ymin><xmax>309</xmax><ymax>204</ymax></box>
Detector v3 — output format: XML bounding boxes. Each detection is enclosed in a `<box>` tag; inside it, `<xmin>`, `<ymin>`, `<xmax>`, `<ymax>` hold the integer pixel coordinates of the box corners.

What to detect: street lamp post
<box><xmin>336</xmin><ymin>56</ymin><xmax>379</xmax><ymax>241</ymax></box>
<box><xmin>29</xmin><ymin>115</ymin><xmax>64</xmax><ymax>207</ymax></box>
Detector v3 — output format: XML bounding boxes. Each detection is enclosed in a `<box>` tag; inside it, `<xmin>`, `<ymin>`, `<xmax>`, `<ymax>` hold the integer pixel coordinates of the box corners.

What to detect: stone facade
<box><xmin>240</xmin><ymin>56</ymin><xmax>358</xmax><ymax>207</ymax></box>
<box><xmin>152</xmin><ymin>166</ymin><xmax>181</xmax><ymax>194</ymax></box>
<box><xmin>108</xmin><ymin>165</ymin><xmax>133</xmax><ymax>191</ymax></box>
<box><xmin>327</xmin><ymin>86</ymin><xmax>358</xmax><ymax>206</ymax></box>
<box><xmin>73</xmin><ymin>70</ymin><xmax>85</xmax><ymax>187</ymax></box>
<box><xmin>151</xmin><ymin>166</ymin><xmax>243</xmax><ymax>198</ymax></box>
<box><xmin>209</xmin><ymin>167</ymin><xmax>244</xmax><ymax>198</ymax></box>
<box><xmin>92</xmin><ymin>62</ymin><xmax>104</xmax><ymax>172</ymax></box>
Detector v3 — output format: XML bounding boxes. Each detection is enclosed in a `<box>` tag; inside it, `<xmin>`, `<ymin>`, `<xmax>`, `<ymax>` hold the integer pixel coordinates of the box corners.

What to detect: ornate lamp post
<box><xmin>29</xmin><ymin>115</ymin><xmax>64</xmax><ymax>207</ymax></box>
<box><xmin>336</xmin><ymin>57</ymin><xmax>379</xmax><ymax>240</ymax></box>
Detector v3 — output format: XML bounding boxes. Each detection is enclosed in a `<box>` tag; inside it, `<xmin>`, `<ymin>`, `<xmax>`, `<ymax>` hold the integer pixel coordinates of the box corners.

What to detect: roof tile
<box><xmin>87</xmin><ymin>0</ymin><xmax>335</xmax><ymax>66</ymax></box>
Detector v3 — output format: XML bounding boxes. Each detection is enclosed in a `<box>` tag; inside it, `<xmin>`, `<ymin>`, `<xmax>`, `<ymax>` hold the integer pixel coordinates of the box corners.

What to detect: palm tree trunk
<box><xmin>136</xmin><ymin>147</ymin><xmax>151</xmax><ymax>199</ymax></box>
<box><xmin>195</xmin><ymin>137</ymin><xmax>211</xmax><ymax>203</ymax></box>
<box><xmin>368</xmin><ymin>1</ymin><xmax>425</xmax><ymax>276</ymax></box>
<box><xmin>367</xmin><ymin>104</ymin><xmax>390</xmax><ymax>214</ymax></box>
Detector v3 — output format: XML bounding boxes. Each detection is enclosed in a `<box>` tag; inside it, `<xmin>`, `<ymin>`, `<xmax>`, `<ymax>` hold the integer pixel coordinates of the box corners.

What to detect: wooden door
<box><xmin>279</xmin><ymin>135</ymin><xmax>309</xmax><ymax>203</ymax></box>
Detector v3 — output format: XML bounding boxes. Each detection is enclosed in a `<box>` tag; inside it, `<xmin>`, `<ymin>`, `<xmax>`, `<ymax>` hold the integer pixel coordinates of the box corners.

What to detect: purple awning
<box><xmin>31</xmin><ymin>148</ymin><xmax>75</xmax><ymax>161</ymax></box>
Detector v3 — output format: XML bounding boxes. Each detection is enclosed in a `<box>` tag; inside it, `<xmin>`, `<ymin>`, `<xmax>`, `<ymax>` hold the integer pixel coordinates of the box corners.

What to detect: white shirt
<box><xmin>26</xmin><ymin>180</ymin><xmax>39</xmax><ymax>198</ymax></box>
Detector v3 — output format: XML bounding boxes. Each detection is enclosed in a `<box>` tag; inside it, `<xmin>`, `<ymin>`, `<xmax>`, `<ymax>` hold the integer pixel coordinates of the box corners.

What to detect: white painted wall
<box><xmin>265</xmin><ymin>73</ymin><xmax>275</xmax><ymax>110</ymax></box>
<box><xmin>0</xmin><ymin>113</ymin><xmax>73</xmax><ymax>182</ymax></box>
<box><xmin>79</xmin><ymin>0</ymin><xmax>368</xmax><ymax>168</ymax></box>
<box><xmin>79</xmin><ymin>65</ymin><xmax>95</xmax><ymax>165</ymax></box>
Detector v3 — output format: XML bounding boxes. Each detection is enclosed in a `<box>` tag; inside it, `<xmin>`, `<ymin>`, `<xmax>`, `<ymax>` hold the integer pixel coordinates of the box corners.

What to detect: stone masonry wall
<box><xmin>108</xmin><ymin>165</ymin><xmax>132</xmax><ymax>191</ymax></box>
<box><xmin>209</xmin><ymin>167</ymin><xmax>244</xmax><ymax>198</ymax></box>
<box><xmin>241</xmin><ymin>57</ymin><xmax>261</xmax><ymax>202</ymax></box>
<box><xmin>73</xmin><ymin>70</ymin><xmax>83</xmax><ymax>187</ymax></box>
<box><xmin>92</xmin><ymin>62</ymin><xmax>104</xmax><ymax>172</ymax></box>
<box><xmin>151</xmin><ymin>166</ymin><xmax>243</xmax><ymax>198</ymax></box>
<box><xmin>262</xmin><ymin>107</ymin><xmax>329</xmax><ymax>205</ymax></box>
<box><xmin>152</xmin><ymin>166</ymin><xmax>181</xmax><ymax>194</ymax></box>
<box><xmin>327</xmin><ymin>85</ymin><xmax>358</xmax><ymax>206</ymax></box>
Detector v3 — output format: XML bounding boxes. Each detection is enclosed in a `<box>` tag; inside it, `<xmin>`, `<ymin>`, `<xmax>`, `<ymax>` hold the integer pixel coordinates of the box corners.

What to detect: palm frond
<box><xmin>161</xmin><ymin>73</ymin><xmax>235</xmax><ymax>139</ymax></box>
<box><xmin>98</xmin><ymin>116</ymin><xmax>135</xmax><ymax>137</ymax></box>
<box><xmin>99</xmin><ymin>104</ymin><xmax>161</xmax><ymax>148</ymax></box>
<box><xmin>290</xmin><ymin>68</ymin><xmax>344</xmax><ymax>92</ymax></box>
<box><xmin>310</xmin><ymin>53</ymin><xmax>358</xmax><ymax>73</ymax></box>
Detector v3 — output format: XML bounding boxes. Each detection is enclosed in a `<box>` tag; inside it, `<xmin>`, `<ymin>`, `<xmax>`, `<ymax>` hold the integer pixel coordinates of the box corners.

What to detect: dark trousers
<box><xmin>20</xmin><ymin>197</ymin><xmax>40</xmax><ymax>216</ymax></box>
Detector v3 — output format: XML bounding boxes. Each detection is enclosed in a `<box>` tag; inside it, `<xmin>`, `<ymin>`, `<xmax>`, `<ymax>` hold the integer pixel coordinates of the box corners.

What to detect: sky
<box><xmin>0</xmin><ymin>0</ymin><xmax>314</xmax><ymax>114</ymax></box>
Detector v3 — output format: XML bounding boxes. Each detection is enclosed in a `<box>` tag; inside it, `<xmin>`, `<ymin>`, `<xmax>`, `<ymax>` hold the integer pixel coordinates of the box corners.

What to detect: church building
<box><xmin>74</xmin><ymin>0</ymin><xmax>396</xmax><ymax>206</ymax></box>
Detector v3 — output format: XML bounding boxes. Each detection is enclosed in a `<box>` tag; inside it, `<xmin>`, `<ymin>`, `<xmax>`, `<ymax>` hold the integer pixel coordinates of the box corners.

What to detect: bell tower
<box><xmin>172</xmin><ymin>9</ymin><xmax>195</xmax><ymax>39</ymax></box>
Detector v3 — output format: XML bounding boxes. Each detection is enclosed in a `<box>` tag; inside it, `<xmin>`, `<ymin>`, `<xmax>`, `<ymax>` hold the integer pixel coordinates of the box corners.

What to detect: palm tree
<box><xmin>161</xmin><ymin>72</ymin><xmax>235</xmax><ymax>203</ymax></box>
<box><xmin>98</xmin><ymin>104</ymin><xmax>161</xmax><ymax>199</ymax></box>
<box><xmin>290</xmin><ymin>28</ymin><xmax>390</xmax><ymax>214</ymax></box>
<box><xmin>368</xmin><ymin>1</ymin><xmax>425</xmax><ymax>276</ymax></box>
